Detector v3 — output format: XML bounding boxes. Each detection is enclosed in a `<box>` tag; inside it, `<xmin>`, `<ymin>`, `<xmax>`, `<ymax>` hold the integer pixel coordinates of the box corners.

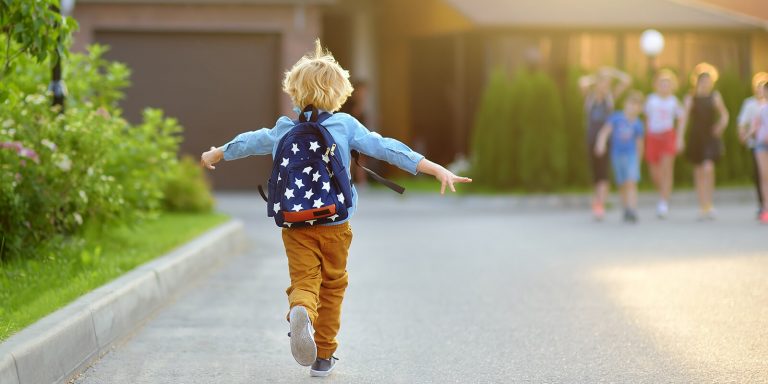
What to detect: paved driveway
<box><xmin>75</xmin><ymin>191</ymin><xmax>768</xmax><ymax>383</ymax></box>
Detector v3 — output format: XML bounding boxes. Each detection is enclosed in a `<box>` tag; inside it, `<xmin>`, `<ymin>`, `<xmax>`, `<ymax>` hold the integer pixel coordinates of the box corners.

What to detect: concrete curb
<box><xmin>0</xmin><ymin>219</ymin><xmax>246</xmax><ymax>384</ymax></box>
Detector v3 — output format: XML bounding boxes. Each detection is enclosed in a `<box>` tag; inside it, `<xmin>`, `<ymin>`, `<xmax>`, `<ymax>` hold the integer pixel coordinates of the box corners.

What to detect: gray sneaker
<box><xmin>310</xmin><ymin>356</ymin><xmax>338</xmax><ymax>377</ymax></box>
<box><xmin>289</xmin><ymin>306</ymin><xmax>317</xmax><ymax>366</ymax></box>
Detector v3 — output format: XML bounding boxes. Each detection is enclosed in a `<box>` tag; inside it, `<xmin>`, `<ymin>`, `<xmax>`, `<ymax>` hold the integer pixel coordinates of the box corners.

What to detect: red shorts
<box><xmin>645</xmin><ymin>130</ymin><xmax>677</xmax><ymax>164</ymax></box>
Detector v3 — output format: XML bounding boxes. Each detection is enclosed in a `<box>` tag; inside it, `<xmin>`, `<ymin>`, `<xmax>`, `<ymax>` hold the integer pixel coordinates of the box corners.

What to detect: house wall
<box><xmin>371</xmin><ymin>0</ymin><xmax>472</xmax><ymax>147</ymax></box>
<box><xmin>752</xmin><ymin>31</ymin><xmax>768</xmax><ymax>72</ymax></box>
<box><xmin>72</xmin><ymin>2</ymin><xmax>323</xmax><ymax>116</ymax></box>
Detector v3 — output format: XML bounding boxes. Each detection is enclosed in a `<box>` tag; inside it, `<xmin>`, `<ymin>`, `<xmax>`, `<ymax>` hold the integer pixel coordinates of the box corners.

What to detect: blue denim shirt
<box><xmin>220</xmin><ymin>111</ymin><xmax>425</xmax><ymax>224</ymax></box>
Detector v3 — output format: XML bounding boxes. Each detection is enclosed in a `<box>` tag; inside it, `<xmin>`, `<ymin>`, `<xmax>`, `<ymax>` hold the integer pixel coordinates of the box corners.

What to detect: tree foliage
<box><xmin>0</xmin><ymin>0</ymin><xmax>76</xmax><ymax>79</ymax></box>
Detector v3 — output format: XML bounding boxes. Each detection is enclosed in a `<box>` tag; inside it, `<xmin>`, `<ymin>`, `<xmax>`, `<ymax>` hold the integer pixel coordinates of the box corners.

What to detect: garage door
<box><xmin>95</xmin><ymin>31</ymin><xmax>280</xmax><ymax>190</ymax></box>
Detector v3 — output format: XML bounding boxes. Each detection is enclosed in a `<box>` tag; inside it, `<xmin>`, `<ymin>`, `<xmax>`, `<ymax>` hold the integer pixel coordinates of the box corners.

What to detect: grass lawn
<box><xmin>0</xmin><ymin>212</ymin><xmax>229</xmax><ymax>341</ymax></box>
<box><xmin>375</xmin><ymin>176</ymin><xmax>754</xmax><ymax>196</ymax></box>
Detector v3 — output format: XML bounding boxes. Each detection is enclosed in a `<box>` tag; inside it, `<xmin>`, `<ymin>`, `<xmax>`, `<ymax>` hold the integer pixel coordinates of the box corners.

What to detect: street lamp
<box><xmin>50</xmin><ymin>0</ymin><xmax>76</xmax><ymax>111</ymax></box>
<box><xmin>640</xmin><ymin>29</ymin><xmax>664</xmax><ymax>84</ymax></box>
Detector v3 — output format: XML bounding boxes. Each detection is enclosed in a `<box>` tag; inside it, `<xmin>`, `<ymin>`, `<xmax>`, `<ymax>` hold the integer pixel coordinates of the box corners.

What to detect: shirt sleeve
<box><xmin>636</xmin><ymin>121</ymin><xmax>645</xmax><ymax>138</ymax></box>
<box><xmin>346</xmin><ymin>114</ymin><xmax>425</xmax><ymax>175</ymax></box>
<box><xmin>219</xmin><ymin>116</ymin><xmax>292</xmax><ymax>161</ymax></box>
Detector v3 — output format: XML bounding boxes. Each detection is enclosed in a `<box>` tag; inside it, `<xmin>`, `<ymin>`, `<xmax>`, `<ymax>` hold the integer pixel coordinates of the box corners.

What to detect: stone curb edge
<box><xmin>0</xmin><ymin>219</ymin><xmax>247</xmax><ymax>384</ymax></box>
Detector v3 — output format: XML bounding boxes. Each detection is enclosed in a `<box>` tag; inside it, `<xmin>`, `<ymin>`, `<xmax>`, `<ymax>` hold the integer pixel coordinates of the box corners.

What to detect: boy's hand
<box><xmin>201</xmin><ymin>146</ymin><xmax>223</xmax><ymax>170</ymax></box>
<box><xmin>594</xmin><ymin>143</ymin><xmax>606</xmax><ymax>156</ymax></box>
<box><xmin>416</xmin><ymin>159</ymin><xmax>472</xmax><ymax>194</ymax></box>
<box><xmin>437</xmin><ymin>169</ymin><xmax>472</xmax><ymax>194</ymax></box>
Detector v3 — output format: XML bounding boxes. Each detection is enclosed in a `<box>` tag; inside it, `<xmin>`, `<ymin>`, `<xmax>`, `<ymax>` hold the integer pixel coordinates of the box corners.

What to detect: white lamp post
<box><xmin>640</xmin><ymin>29</ymin><xmax>664</xmax><ymax>82</ymax></box>
<box><xmin>61</xmin><ymin>0</ymin><xmax>76</xmax><ymax>17</ymax></box>
<box><xmin>50</xmin><ymin>0</ymin><xmax>76</xmax><ymax>110</ymax></box>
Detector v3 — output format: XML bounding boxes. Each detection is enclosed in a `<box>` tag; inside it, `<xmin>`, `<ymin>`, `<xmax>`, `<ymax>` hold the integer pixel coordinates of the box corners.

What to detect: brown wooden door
<box><xmin>95</xmin><ymin>30</ymin><xmax>280</xmax><ymax>190</ymax></box>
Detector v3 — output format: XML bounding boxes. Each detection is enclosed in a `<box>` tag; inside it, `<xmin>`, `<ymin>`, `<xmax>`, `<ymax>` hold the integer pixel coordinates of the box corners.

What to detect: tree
<box><xmin>0</xmin><ymin>0</ymin><xmax>76</xmax><ymax>79</ymax></box>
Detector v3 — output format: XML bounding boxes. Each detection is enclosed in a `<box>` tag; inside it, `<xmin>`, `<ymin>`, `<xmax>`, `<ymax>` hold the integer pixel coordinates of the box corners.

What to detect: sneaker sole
<box><xmin>310</xmin><ymin>364</ymin><xmax>336</xmax><ymax>377</ymax></box>
<box><xmin>289</xmin><ymin>306</ymin><xmax>316</xmax><ymax>366</ymax></box>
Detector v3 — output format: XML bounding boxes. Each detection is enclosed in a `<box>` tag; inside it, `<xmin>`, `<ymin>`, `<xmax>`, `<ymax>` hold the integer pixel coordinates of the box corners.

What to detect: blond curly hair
<box><xmin>282</xmin><ymin>39</ymin><xmax>354</xmax><ymax>112</ymax></box>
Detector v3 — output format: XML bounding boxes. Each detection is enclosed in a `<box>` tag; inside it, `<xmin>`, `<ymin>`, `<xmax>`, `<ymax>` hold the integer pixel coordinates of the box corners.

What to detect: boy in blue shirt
<box><xmin>200</xmin><ymin>40</ymin><xmax>471</xmax><ymax>377</ymax></box>
<box><xmin>595</xmin><ymin>91</ymin><xmax>645</xmax><ymax>222</ymax></box>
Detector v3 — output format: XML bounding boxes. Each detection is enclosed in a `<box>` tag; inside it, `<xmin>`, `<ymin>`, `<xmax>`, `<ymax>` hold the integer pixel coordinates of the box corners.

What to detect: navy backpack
<box><xmin>258</xmin><ymin>105</ymin><xmax>404</xmax><ymax>228</ymax></box>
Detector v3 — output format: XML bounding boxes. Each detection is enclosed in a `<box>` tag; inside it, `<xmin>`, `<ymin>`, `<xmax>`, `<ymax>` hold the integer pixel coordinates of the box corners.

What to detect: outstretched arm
<box><xmin>348</xmin><ymin>117</ymin><xmax>471</xmax><ymax>194</ymax></box>
<box><xmin>200</xmin><ymin>117</ymin><xmax>291</xmax><ymax>170</ymax></box>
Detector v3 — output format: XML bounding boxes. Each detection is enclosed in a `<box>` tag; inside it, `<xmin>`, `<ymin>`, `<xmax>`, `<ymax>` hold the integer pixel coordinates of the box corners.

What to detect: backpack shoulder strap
<box><xmin>351</xmin><ymin>150</ymin><xmax>405</xmax><ymax>194</ymax></box>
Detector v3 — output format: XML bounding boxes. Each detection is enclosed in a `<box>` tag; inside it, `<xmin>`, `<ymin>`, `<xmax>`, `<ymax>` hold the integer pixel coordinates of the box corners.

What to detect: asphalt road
<box><xmin>75</xmin><ymin>191</ymin><xmax>768</xmax><ymax>383</ymax></box>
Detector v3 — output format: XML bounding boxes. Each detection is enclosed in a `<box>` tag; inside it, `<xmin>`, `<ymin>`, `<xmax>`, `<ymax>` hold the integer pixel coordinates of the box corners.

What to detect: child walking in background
<box><xmin>579</xmin><ymin>67</ymin><xmax>632</xmax><ymax>220</ymax></box>
<box><xmin>738</xmin><ymin>72</ymin><xmax>768</xmax><ymax>218</ymax></box>
<box><xmin>681</xmin><ymin>63</ymin><xmax>729</xmax><ymax>220</ymax></box>
<box><xmin>199</xmin><ymin>40</ymin><xmax>471</xmax><ymax>377</ymax></box>
<box><xmin>645</xmin><ymin>70</ymin><xmax>686</xmax><ymax>218</ymax></box>
<box><xmin>595</xmin><ymin>91</ymin><xmax>645</xmax><ymax>223</ymax></box>
<box><xmin>749</xmin><ymin>82</ymin><xmax>768</xmax><ymax>224</ymax></box>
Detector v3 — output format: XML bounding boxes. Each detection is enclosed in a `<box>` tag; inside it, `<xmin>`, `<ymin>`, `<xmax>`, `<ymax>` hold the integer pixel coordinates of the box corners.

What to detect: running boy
<box><xmin>595</xmin><ymin>91</ymin><xmax>645</xmax><ymax>223</ymax></box>
<box><xmin>200</xmin><ymin>40</ymin><xmax>472</xmax><ymax>377</ymax></box>
<box><xmin>645</xmin><ymin>70</ymin><xmax>686</xmax><ymax>218</ymax></box>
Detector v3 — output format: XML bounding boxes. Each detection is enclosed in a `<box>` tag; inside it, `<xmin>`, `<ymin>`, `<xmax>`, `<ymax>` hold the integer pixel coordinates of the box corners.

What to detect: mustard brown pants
<box><xmin>282</xmin><ymin>222</ymin><xmax>352</xmax><ymax>359</ymax></box>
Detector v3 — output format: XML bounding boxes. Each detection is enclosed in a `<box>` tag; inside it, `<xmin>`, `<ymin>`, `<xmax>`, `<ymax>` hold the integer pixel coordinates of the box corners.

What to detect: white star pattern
<box><xmin>291</xmin><ymin>204</ymin><xmax>303</xmax><ymax>212</ymax></box>
<box><xmin>284</xmin><ymin>188</ymin><xmax>294</xmax><ymax>199</ymax></box>
<box><xmin>278</xmin><ymin>174</ymin><xmax>282</xmax><ymax>181</ymax></box>
<box><xmin>312</xmin><ymin>171</ymin><xmax>321</xmax><ymax>182</ymax></box>
<box><xmin>322</xmin><ymin>182</ymin><xmax>331</xmax><ymax>192</ymax></box>
<box><xmin>337</xmin><ymin>193</ymin><xmax>345</xmax><ymax>204</ymax></box>
<box><xmin>294</xmin><ymin>178</ymin><xmax>304</xmax><ymax>189</ymax></box>
<box><xmin>302</xmin><ymin>166</ymin><xmax>312</xmax><ymax>175</ymax></box>
<box><xmin>309</xmin><ymin>141</ymin><xmax>320</xmax><ymax>152</ymax></box>
<box><xmin>281</xmin><ymin>158</ymin><xmax>289</xmax><ymax>167</ymax></box>
<box><xmin>313</xmin><ymin>198</ymin><xmax>323</xmax><ymax>209</ymax></box>
<box><xmin>304</xmin><ymin>190</ymin><xmax>314</xmax><ymax>200</ymax></box>
<box><xmin>273</xmin><ymin>202</ymin><xmax>280</xmax><ymax>213</ymax></box>
<box><xmin>307</xmin><ymin>219</ymin><xmax>317</xmax><ymax>226</ymax></box>
<box><xmin>291</xmin><ymin>143</ymin><xmax>299</xmax><ymax>155</ymax></box>
<box><xmin>328</xmin><ymin>214</ymin><xmax>340</xmax><ymax>222</ymax></box>
<box><xmin>283</xmin><ymin>222</ymin><xmax>293</xmax><ymax>228</ymax></box>
<box><xmin>322</xmin><ymin>154</ymin><xmax>330</xmax><ymax>163</ymax></box>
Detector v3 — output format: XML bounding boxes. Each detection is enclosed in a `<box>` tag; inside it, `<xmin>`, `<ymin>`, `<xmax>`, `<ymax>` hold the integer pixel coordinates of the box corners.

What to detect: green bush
<box><xmin>562</xmin><ymin>68</ymin><xmax>589</xmax><ymax>186</ymax></box>
<box><xmin>715</xmin><ymin>70</ymin><xmax>752</xmax><ymax>184</ymax></box>
<box><xmin>517</xmin><ymin>70</ymin><xmax>567</xmax><ymax>190</ymax></box>
<box><xmin>0</xmin><ymin>39</ymin><xmax>187</xmax><ymax>261</ymax></box>
<box><xmin>471</xmin><ymin>69</ymin><xmax>567</xmax><ymax>191</ymax></box>
<box><xmin>162</xmin><ymin>156</ymin><xmax>215</xmax><ymax>213</ymax></box>
<box><xmin>470</xmin><ymin>68</ymin><xmax>514</xmax><ymax>188</ymax></box>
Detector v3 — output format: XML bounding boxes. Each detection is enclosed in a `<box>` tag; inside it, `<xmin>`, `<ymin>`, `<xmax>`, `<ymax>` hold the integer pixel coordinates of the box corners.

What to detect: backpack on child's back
<box><xmin>259</xmin><ymin>105</ymin><xmax>403</xmax><ymax>228</ymax></box>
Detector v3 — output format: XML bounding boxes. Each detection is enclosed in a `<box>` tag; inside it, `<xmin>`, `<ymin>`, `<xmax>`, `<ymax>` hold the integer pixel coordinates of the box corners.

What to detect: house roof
<box><xmin>442</xmin><ymin>0</ymin><xmax>768</xmax><ymax>30</ymax></box>
<box><xmin>76</xmin><ymin>0</ymin><xmax>335</xmax><ymax>4</ymax></box>
<box><xmin>687</xmin><ymin>0</ymin><xmax>768</xmax><ymax>23</ymax></box>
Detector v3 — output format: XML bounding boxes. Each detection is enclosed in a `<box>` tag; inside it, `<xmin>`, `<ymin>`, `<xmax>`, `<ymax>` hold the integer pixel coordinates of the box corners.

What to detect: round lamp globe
<box><xmin>640</xmin><ymin>29</ymin><xmax>665</xmax><ymax>57</ymax></box>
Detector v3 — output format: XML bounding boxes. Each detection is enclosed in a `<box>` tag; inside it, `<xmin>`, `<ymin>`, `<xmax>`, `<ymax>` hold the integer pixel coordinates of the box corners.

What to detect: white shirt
<box><xmin>645</xmin><ymin>93</ymin><xmax>683</xmax><ymax>134</ymax></box>
<box><xmin>737</xmin><ymin>96</ymin><xmax>761</xmax><ymax>128</ymax></box>
<box><xmin>758</xmin><ymin>104</ymin><xmax>768</xmax><ymax>143</ymax></box>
